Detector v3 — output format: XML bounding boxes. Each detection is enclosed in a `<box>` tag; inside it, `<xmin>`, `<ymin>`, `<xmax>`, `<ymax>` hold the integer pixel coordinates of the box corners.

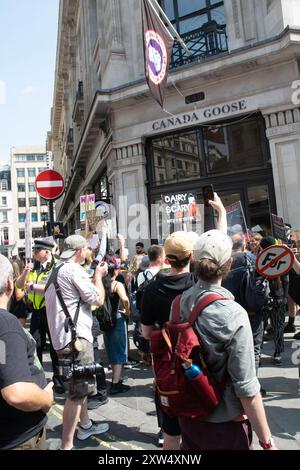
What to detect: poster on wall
<box><xmin>225</xmin><ymin>201</ymin><xmax>248</xmax><ymax>239</ymax></box>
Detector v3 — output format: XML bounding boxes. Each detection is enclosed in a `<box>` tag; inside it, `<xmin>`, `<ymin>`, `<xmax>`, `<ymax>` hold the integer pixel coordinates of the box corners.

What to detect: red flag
<box><xmin>141</xmin><ymin>0</ymin><xmax>174</xmax><ymax>108</ymax></box>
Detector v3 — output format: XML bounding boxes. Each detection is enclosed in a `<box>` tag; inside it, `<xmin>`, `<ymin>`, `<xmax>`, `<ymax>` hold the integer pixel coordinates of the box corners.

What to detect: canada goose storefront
<box><xmin>146</xmin><ymin>112</ymin><xmax>276</xmax><ymax>239</ymax></box>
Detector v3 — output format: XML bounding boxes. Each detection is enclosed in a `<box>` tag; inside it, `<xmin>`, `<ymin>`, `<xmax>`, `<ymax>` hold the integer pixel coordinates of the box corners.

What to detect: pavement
<box><xmin>45</xmin><ymin>317</ymin><xmax>300</xmax><ymax>451</ymax></box>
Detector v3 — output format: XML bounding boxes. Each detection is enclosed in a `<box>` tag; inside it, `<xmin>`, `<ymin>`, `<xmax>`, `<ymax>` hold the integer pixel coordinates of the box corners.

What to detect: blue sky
<box><xmin>0</xmin><ymin>0</ymin><xmax>59</xmax><ymax>163</ymax></box>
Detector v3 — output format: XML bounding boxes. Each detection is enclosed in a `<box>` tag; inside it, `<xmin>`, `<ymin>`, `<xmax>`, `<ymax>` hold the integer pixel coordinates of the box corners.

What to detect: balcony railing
<box><xmin>65</xmin><ymin>128</ymin><xmax>74</xmax><ymax>158</ymax></box>
<box><xmin>73</xmin><ymin>81</ymin><xmax>84</xmax><ymax>126</ymax></box>
<box><xmin>170</xmin><ymin>21</ymin><xmax>228</xmax><ymax>69</ymax></box>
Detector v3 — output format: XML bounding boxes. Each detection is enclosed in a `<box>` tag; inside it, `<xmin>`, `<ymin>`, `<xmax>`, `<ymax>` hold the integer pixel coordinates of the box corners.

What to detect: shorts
<box><xmin>57</xmin><ymin>338</ymin><xmax>97</xmax><ymax>400</ymax></box>
<box><xmin>103</xmin><ymin>316</ymin><xmax>128</xmax><ymax>365</ymax></box>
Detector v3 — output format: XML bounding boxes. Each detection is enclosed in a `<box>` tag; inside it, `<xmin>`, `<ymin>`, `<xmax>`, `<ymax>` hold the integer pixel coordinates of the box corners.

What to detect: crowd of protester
<box><xmin>1</xmin><ymin>193</ymin><xmax>299</xmax><ymax>450</ymax></box>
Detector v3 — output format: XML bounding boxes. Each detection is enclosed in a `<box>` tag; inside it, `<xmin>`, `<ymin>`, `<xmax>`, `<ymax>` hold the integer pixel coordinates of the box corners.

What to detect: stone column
<box><xmin>107</xmin><ymin>141</ymin><xmax>150</xmax><ymax>255</ymax></box>
<box><xmin>264</xmin><ymin>108</ymin><xmax>300</xmax><ymax>227</ymax></box>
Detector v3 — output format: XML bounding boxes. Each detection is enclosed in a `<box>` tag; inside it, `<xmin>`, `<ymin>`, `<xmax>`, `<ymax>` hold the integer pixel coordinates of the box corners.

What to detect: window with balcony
<box><xmin>17</xmin><ymin>168</ymin><xmax>25</xmax><ymax>177</ymax></box>
<box><xmin>160</xmin><ymin>0</ymin><xmax>227</xmax><ymax>68</ymax></box>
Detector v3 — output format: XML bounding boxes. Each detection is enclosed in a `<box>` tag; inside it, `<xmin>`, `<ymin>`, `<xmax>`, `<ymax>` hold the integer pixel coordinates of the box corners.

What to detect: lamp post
<box><xmin>42</xmin><ymin>212</ymin><xmax>47</xmax><ymax>236</ymax></box>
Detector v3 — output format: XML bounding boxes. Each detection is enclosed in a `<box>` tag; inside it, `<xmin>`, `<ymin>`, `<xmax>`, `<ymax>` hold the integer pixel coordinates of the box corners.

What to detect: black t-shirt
<box><xmin>141</xmin><ymin>271</ymin><xmax>195</xmax><ymax>329</ymax></box>
<box><xmin>0</xmin><ymin>309</ymin><xmax>47</xmax><ymax>449</ymax></box>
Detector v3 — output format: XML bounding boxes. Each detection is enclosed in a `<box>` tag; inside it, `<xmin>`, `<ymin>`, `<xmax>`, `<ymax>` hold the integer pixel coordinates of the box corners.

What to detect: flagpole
<box><xmin>148</xmin><ymin>0</ymin><xmax>191</xmax><ymax>55</ymax></box>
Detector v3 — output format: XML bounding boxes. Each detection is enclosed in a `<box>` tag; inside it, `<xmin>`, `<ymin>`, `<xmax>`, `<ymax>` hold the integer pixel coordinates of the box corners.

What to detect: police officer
<box><xmin>16</xmin><ymin>237</ymin><xmax>62</xmax><ymax>392</ymax></box>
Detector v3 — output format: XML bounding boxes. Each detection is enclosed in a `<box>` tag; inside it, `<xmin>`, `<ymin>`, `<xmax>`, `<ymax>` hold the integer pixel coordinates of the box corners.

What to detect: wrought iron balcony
<box><xmin>72</xmin><ymin>81</ymin><xmax>84</xmax><ymax>126</ymax></box>
<box><xmin>65</xmin><ymin>128</ymin><xmax>74</xmax><ymax>158</ymax></box>
<box><xmin>170</xmin><ymin>21</ymin><xmax>228</xmax><ymax>69</ymax></box>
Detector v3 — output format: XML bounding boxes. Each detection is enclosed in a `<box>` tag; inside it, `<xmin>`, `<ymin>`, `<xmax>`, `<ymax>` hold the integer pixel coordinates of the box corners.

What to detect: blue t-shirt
<box><xmin>0</xmin><ymin>309</ymin><xmax>47</xmax><ymax>449</ymax></box>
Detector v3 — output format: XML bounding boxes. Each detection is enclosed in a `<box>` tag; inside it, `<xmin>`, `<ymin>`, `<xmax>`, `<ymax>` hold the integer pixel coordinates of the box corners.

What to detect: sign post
<box><xmin>35</xmin><ymin>170</ymin><xmax>65</xmax><ymax>225</ymax></box>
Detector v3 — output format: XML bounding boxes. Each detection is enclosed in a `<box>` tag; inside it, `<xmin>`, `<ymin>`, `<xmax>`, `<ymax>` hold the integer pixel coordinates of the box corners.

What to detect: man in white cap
<box><xmin>45</xmin><ymin>235</ymin><xmax>109</xmax><ymax>450</ymax></box>
<box><xmin>175</xmin><ymin>229</ymin><xmax>277</xmax><ymax>450</ymax></box>
<box><xmin>141</xmin><ymin>192</ymin><xmax>227</xmax><ymax>449</ymax></box>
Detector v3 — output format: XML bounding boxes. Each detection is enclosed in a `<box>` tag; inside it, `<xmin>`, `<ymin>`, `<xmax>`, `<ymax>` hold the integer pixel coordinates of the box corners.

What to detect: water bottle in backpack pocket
<box><xmin>150</xmin><ymin>293</ymin><xmax>228</xmax><ymax>418</ymax></box>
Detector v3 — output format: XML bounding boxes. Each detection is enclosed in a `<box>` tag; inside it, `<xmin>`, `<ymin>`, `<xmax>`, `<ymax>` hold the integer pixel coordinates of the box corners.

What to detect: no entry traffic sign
<box><xmin>256</xmin><ymin>244</ymin><xmax>294</xmax><ymax>279</ymax></box>
<box><xmin>35</xmin><ymin>170</ymin><xmax>65</xmax><ymax>200</ymax></box>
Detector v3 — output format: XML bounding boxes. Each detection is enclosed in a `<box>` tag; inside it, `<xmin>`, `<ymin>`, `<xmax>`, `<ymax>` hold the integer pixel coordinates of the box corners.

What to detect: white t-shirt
<box><xmin>137</xmin><ymin>267</ymin><xmax>160</xmax><ymax>287</ymax></box>
<box><xmin>45</xmin><ymin>260</ymin><xmax>100</xmax><ymax>350</ymax></box>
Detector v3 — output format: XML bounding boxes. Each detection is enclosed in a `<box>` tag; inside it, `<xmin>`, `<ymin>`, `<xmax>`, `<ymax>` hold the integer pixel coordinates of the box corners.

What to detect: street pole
<box><xmin>49</xmin><ymin>200</ymin><xmax>54</xmax><ymax>227</ymax></box>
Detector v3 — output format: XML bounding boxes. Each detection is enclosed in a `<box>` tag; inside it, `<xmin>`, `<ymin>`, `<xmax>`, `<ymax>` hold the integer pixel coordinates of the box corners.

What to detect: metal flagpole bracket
<box><xmin>148</xmin><ymin>0</ymin><xmax>191</xmax><ymax>55</ymax></box>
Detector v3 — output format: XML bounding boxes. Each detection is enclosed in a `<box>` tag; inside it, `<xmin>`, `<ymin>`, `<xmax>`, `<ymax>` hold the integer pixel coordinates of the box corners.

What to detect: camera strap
<box><xmin>45</xmin><ymin>264</ymin><xmax>81</xmax><ymax>345</ymax></box>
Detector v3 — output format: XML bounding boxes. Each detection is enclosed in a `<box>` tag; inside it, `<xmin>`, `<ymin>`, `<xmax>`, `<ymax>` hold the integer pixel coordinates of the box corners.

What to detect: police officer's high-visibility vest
<box><xmin>26</xmin><ymin>257</ymin><xmax>55</xmax><ymax>310</ymax></box>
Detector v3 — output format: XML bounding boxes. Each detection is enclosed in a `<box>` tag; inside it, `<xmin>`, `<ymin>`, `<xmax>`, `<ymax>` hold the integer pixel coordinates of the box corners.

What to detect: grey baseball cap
<box><xmin>60</xmin><ymin>235</ymin><xmax>87</xmax><ymax>260</ymax></box>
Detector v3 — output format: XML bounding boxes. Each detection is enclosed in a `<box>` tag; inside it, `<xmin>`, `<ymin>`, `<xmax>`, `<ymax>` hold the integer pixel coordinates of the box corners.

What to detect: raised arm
<box><xmin>209</xmin><ymin>192</ymin><xmax>227</xmax><ymax>234</ymax></box>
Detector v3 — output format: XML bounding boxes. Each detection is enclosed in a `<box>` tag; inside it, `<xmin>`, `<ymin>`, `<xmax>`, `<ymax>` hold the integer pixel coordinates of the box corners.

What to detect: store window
<box><xmin>151</xmin><ymin>131</ymin><xmax>200</xmax><ymax>186</ymax></box>
<box><xmin>92</xmin><ymin>172</ymin><xmax>109</xmax><ymax>202</ymax></box>
<box><xmin>247</xmin><ymin>184</ymin><xmax>271</xmax><ymax>233</ymax></box>
<box><xmin>204</xmin><ymin>118</ymin><xmax>264</xmax><ymax>174</ymax></box>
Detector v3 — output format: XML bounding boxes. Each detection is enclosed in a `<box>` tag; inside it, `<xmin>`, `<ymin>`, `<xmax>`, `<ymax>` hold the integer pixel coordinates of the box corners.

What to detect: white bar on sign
<box><xmin>36</xmin><ymin>181</ymin><xmax>63</xmax><ymax>188</ymax></box>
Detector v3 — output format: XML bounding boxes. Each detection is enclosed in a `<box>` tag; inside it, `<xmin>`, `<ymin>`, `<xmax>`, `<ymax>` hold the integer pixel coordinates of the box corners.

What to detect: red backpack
<box><xmin>150</xmin><ymin>293</ymin><xmax>228</xmax><ymax>419</ymax></box>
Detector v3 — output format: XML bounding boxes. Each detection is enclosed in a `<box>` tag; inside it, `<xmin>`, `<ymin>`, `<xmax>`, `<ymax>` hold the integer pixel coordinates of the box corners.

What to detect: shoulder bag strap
<box><xmin>188</xmin><ymin>293</ymin><xmax>229</xmax><ymax>325</ymax></box>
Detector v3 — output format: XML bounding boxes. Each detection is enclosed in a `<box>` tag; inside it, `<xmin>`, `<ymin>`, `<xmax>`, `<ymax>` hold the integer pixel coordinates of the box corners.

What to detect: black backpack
<box><xmin>94</xmin><ymin>296</ymin><xmax>117</xmax><ymax>331</ymax></box>
<box><xmin>239</xmin><ymin>254</ymin><xmax>270</xmax><ymax>312</ymax></box>
<box><xmin>135</xmin><ymin>271</ymin><xmax>157</xmax><ymax>311</ymax></box>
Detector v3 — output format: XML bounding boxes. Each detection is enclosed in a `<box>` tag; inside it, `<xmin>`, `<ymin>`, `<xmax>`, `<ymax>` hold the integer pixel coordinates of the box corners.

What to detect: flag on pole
<box><xmin>141</xmin><ymin>0</ymin><xmax>174</xmax><ymax>108</ymax></box>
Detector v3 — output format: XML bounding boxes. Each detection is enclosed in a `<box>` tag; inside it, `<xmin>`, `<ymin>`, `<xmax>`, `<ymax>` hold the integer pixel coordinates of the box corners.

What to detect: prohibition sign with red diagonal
<box><xmin>256</xmin><ymin>244</ymin><xmax>294</xmax><ymax>279</ymax></box>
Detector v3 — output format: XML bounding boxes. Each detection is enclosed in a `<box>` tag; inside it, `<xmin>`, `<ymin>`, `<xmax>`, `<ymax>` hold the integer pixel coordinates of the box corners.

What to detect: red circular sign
<box><xmin>255</xmin><ymin>244</ymin><xmax>294</xmax><ymax>279</ymax></box>
<box><xmin>35</xmin><ymin>170</ymin><xmax>65</xmax><ymax>200</ymax></box>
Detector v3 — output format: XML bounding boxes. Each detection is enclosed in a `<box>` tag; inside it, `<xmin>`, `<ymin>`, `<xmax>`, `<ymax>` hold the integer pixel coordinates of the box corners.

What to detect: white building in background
<box><xmin>49</xmin><ymin>0</ymin><xmax>300</xmax><ymax>253</ymax></box>
<box><xmin>0</xmin><ymin>164</ymin><xmax>14</xmax><ymax>257</ymax></box>
<box><xmin>10</xmin><ymin>146</ymin><xmax>50</xmax><ymax>256</ymax></box>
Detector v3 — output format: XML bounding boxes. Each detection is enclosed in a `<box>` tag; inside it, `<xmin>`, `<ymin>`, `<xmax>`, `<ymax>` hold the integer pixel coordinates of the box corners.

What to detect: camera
<box><xmin>59</xmin><ymin>358</ymin><xmax>103</xmax><ymax>381</ymax></box>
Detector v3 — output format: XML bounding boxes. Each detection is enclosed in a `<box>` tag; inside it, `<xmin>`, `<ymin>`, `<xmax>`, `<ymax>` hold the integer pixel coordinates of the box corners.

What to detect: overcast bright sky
<box><xmin>0</xmin><ymin>0</ymin><xmax>59</xmax><ymax>163</ymax></box>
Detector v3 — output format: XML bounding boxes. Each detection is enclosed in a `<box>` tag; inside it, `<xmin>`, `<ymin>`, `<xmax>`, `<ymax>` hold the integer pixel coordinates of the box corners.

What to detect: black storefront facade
<box><xmin>146</xmin><ymin>111</ymin><xmax>276</xmax><ymax>240</ymax></box>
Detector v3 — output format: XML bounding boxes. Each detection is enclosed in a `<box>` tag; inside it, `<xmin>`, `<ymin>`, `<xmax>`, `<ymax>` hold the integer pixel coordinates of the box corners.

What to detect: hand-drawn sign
<box><xmin>256</xmin><ymin>244</ymin><xmax>294</xmax><ymax>279</ymax></box>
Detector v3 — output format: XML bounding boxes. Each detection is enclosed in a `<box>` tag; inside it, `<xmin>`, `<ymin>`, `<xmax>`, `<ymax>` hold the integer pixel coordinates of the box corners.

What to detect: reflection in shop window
<box><xmin>152</xmin><ymin>131</ymin><xmax>200</xmax><ymax>186</ymax></box>
<box><xmin>247</xmin><ymin>185</ymin><xmax>271</xmax><ymax>234</ymax></box>
<box><xmin>205</xmin><ymin>118</ymin><xmax>265</xmax><ymax>174</ymax></box>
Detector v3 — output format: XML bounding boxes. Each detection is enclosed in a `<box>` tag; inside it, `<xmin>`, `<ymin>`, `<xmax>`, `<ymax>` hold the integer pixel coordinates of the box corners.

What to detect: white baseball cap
<box><xmin>195</xmin><ymin>230</ymin><xmax>233</xmax><ymax>267</ymax></box>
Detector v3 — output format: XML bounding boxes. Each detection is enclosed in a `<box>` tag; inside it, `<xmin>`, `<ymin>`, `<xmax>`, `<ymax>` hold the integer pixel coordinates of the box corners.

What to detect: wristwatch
<box><xmin>29</xmin><ymin>283</ymin><xmax>35</xmax><ymax>292</ymax></box>
<box><xmin>259</xmin><ymin>436</ymin><xmax>275</xmax><ymax>449</ymax></box>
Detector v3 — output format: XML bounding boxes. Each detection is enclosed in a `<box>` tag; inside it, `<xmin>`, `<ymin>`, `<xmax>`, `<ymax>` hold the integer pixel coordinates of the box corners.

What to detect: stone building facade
<box><xmin>49</xmin><ymin>0</ymin><xmax>300</xmax><ymax>253</ymax></box>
